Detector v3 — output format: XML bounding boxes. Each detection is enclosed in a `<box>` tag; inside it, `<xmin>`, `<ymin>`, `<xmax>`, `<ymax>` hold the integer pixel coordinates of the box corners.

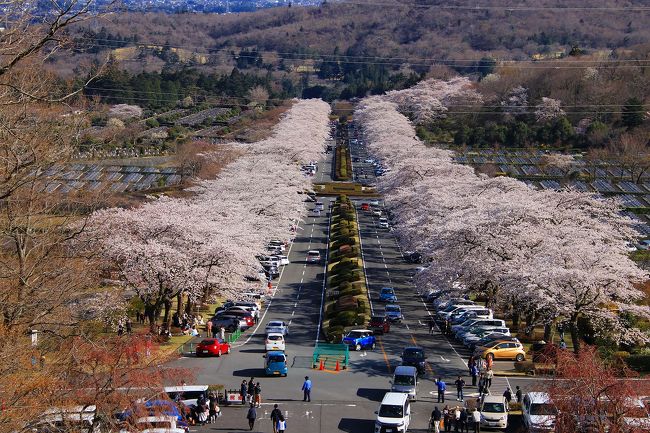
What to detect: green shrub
<box><xmin>354</xmin><ymin>314</ymin><xmax>366</xmax><ymax>326</ymax></box>
<box><xmin>331</xmin><ymin>310</ymin><xmax>357</xmax><ymax>327</ymax></box>
<box><xmin>514</xmin><ymin>361</ymin><xmax>535</xmax><ymax>373</ymax></box>
<box><xmin>356</xmin><ymin>299</ymin><xmax>367</xmax><ymax>314</ymax></box>
<box><xmin>338</xmin><ymin>282</ymin><xmax>353</xmax><ymax>292</ymax></box>
<box><xmin>341</xmin><ymin>286</ymin><xmax>363</xmax><ymax>297</ymax></box>
<box><xmin>326</xmin><ymin>325</ymin><xmax>345</xmax><ymax>342</ymax></box>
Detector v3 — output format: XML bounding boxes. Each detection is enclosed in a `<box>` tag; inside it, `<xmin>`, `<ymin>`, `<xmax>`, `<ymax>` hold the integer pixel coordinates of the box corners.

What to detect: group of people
<box><xmin>431</xmin><ymin>405</ymin><xmax>480</xmax><ymax>433</ymax></box>
<box><xmin>246</xmin><ymin>403</ymin><xmax>287</xmax><ymax>432</ymax></box>
<box><xmin>176</xmin><ymin>392</ymin><xmax>221</xmax><ymax>426</ymax></box>
<box><xmin>240</xmin><ymin>378</ymin><xmax>263</xmax><ymax>407</ymax></box>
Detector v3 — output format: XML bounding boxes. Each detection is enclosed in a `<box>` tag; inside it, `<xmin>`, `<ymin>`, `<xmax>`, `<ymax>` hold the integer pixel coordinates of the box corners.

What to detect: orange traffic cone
<box><xmin>335</xmin><ymin>360</ymin><xmax>340</xmax><ymax>371</ymax></box>
<box><xmin>319</xmin><ymin>360</ymin><xmax>324</xmax><ymax>370</ymax></box>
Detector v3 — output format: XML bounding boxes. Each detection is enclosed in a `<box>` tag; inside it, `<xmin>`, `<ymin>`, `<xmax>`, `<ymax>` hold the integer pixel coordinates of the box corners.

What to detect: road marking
<box><xmin>377</xmin><ymin>337</ymin><xmax>392</xmax><ymax>373</ymax></box>
<box><xmin>315</xmin><ymin>200</ymin><xmax>332</xmax><ymax>343</ymax></box>
<box><xmin>291</xmin><ymin>311</ymin><xmax>295</xmax><ymax>316</ymax></box>
<box><xmin>300</xmin><ymin>277</ymin><xmax>304</xmax><ymax>283</ymax></box>
<box><xmin>384</xmin><ymin>263</ymin><xmax>388</xmax><ymax>268</ymax></box>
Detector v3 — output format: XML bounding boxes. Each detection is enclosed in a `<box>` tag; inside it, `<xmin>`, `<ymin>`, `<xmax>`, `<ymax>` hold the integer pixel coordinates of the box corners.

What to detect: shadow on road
<box><xmin>356</xmin><ymin>387</ymin><xmax>386</xmax><ymax>402</ymax></box>
<box><xmin>338</xmin><ymin>418</ymin><xmax>375</xmax><ymax>433</ymax></box>
<box><xmin>232</xmin><ymin>368</ymin><xmax>267</xmax><ymax>377</ymax></box>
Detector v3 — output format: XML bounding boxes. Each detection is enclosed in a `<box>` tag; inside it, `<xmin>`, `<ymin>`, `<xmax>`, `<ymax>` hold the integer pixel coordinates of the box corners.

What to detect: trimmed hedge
<box><xmin>627</xmin><ymin>354</ymin><xmax>650</xmax><ymax>372</ymax></box>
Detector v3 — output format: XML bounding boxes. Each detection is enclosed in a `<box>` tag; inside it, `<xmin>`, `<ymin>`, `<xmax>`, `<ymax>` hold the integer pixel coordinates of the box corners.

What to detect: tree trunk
<box><xmin>162</xmin><ymin>299</ymin><xmax>172</xmax><ymax>331</ymax></box>
<box><xmin>512</xmin><ymin>311</ymin><xmax>520</xmax><ymax>331</ymax></box>
<box><xmin>525</xmin><ymin>312</ymin><xmax>536</xmax><ymax>338</ymax></box>
<box><xmin>176</xmin><ymin>293</ymin><xmax>183</xmax><ymax>317</ymax></box>
<box><xmin>543</xmin><ymin>323</ymin><xmax>553</xmax><ymax>342</ymax></box>
<box><xmin>570</xmin><ymin>316</ymin><xmax>580</xmax><ymax>354</ymax></box>
<box><xmin>144</xmin><ymin>304</ymin><xmax>157</xmax><ymax>333</ymax></box>
<box><xmin>185</xmin><ymin>298</ymin><xmax>193</xmax><ymax>316</ymax></box>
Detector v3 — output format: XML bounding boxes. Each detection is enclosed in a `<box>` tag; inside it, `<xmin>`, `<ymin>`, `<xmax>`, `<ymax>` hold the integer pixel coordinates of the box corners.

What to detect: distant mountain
<box><xmin>116</xmin><ymin>0</ymin><xmax>324</xmax><ymax>13</ymax></box>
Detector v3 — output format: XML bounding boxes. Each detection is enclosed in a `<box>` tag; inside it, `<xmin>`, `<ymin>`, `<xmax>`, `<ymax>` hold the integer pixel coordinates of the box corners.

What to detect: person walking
<box><xmin>443</xmin><ymin>405</ymin><xmax>451</xmax><ymax>432</ymax></box>
<box><xmin>219</xmin><ymin>325</ymin><xmax>225</xmax><ymax>341</ymax></box>
<box><xmin>240</xmin><ymin>380</ymin><xmax>248</xmax><ymax>405</ymax></box>
<box><xmin>470</xmin><ymin>363</ymin><xmax>479</xmax><ymax>387</ymax></box>
<box><xmin>454</xmin><ymin>406</ymin><xmax>461</xmax><ymax>432</ymax></box>
<box><xmin>271</xmin><ymin>404</ymin><xmax>282</xmax><ymax>433</ymax></box>
<box><xmin>455</xmin><ymin>376</ymin><xmax>466</xmax><ymax>401</ymax></box>
<box><xmin>206</xmin><ymin>320</ymin><xmax>213</xmax><ymax>338</ymax></box>
<box><xmin>276</xmin><ymin>414</ymin><xmax>287</xmax><ymax>433</ymax></box>
<box><xmin>485</xmin><ymin>369</ymin><xmax>494</xmax><ymax>393</ymax></box>
<box><xmin>503</xmin><ymin>387</ymin><xmax>512</xmax><ymax>410</ymax></box>
<box><xmin>247</xmin><ymin>377</ymin><xmax>255</xmax><ymax>404</ymax></box>
<box><xmin>472</xmin><ymin>407</ymin><xmax>481</xmax><ymax>433</ymax></box>
<box><xmin>515</xmin><ymin>386</ymin><xmax>522</xmax><ymax>403</ymax></box>
<box><xmin>208</xmin><ymin>393</ymin><xmax>220</xmax><ymax>423</ymax></box>
<box><xmin>302</xmin><ymin>376</ymin><xmax>312</xmax><ymax>402</ymax></box>
<box><xmin>254</xmin><ymin>382</ymin><xmax>262</xmax><ymax>407</ymax></box>
<box><xmin>429</xmin><ymin>317</ymin><xmax>435</xmax><ymax>335</ymax></box>
<box><xmin>125</xmin><ymin>318</ymin><xmax>132</xmax><ymax>334</ymax></box>
<box><xmin>436</xmin><ymin>378</ymin><xmax>447</xmax><ymax>403</ymax></box>
<box><xmin>246</xmin><ymin>403</ymin><xmax>257</xmax><ymax>431</ymax></box>
<box><xmin>477</xmin><ymin>373</ymin><xmax>485</xmax><ymax>396</ymax></box>
<box><xmin>431</xmin><ymin>406</ymin><xmax>442</xmax><ymax>433</ymax></box>
<box><xmin>459</xmin><ymin>408</ymin><xmax>469</xmax><ymax>433</ymax></box>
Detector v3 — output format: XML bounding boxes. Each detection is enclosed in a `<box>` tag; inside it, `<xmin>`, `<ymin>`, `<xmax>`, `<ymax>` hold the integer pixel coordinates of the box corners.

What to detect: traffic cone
<box><xmin>319</xmin><ymin>360</ymin><xmax>324</xmax><ymax>370</ymax></box>
<box><xmin>335</xmin><ymin>360</ymin><xmax>340</xmax><ymax>371</ymax></box>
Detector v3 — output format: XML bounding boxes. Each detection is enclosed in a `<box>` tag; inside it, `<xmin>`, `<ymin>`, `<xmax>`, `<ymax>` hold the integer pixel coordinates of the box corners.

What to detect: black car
<box><xmin>210</xmin><ymin>316</ymin><xmax>241</xmax><ymax>332</ymax></box>
<box><xmin>400</xmin><ymin>346</ymin><xmax>427</xmax><ymax>375</ymax></box>
<box><xmin>404</xmin><ymin>251</ymin><xmax>423</xmax><ymax>264</ymax></box>
<box><xmin>262</xmin><ymin>263</ymin><xmax>279</xmax><ymax>279</ymax></box>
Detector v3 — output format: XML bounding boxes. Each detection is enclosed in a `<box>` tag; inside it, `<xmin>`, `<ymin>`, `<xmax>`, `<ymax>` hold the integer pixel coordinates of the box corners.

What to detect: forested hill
<box><xmin>61</xmin><ymin>0</ymin><xmax>650</xmax><ymax>73</ymax></box>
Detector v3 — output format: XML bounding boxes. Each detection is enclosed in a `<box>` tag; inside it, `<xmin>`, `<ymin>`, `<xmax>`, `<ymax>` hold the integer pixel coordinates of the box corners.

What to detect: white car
<box><xmin>372</xmin><ymin>209</ymin><xmax>382</xmax><ymax>217</ymax></box>
<box><xmin>265</xmin><ymin>320</ymin><xmax>289</xmax><ymax>335</ymax></box>
<box><xmin>227</xmin><ymin>305</ymin><xmax>258</xmax><ymax>318</ymax></box>
<box><xmin>365</xmin><ymin>158</ymin><xmax>374</xmax><ymax>163</ymax></box>
<box><xmin>272</xmin><ymin>255</ymin><xmax>290</xmax><ymax>266</ymax></box>
<box><xmin>522</xmin><ymin>392</ymin><xmax>557</xmax><ymax>432</ymax></box>
<box><xmin>637</xmin><ymin>240</ymin><xmax>650</xmax><ymax>250</ymax></box>
<box><xmin>125</xmin><ymin>416</ymin><xmax>187</xmax><ymax>433</ymax></box>
<box><xmin>481</xmin><ymin>395</ymin><xmax>508</xmax><ymax>429</ymax></box>
<box><xmin>265</xmin><ymin>333</ymin><xmax>285</xmax><ymax>351</ymax></box>
<box><xmin>378</xmin><ymin>218</ymin><xmax>389</xmax><ymax>228</ymax></box>
<box><xmin>268</xmin><ymin>240</ymin><xmax>286</xmax><ymax>252</ymax></box>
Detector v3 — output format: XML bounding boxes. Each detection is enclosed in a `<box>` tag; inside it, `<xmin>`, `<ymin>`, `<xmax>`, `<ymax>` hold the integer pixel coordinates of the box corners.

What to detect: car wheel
<box><xmin>217</xmin><ymin>350</ymin><xmax>222</xmax><ymax>357</ymax></box>
<box><xmin>355</xmin><ymin>344</ymin><xmax>361</xmax><ymax>351</ymax></box>
<box><xmin>371</xmin><ymin>342</ymin><xmax>376</xmax><ymax>350</ymax></box>
<box><xmin>515</xmin><ymin>354</ymin><xmax>525</xmax><ymax>362</ymax></box>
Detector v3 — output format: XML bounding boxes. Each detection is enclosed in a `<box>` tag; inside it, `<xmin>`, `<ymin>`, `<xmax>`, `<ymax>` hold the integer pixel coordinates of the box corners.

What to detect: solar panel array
<box><xmin>41</xmin><ymin>164</ymin><xmax>181</xmax><ymax>194</ymax></box>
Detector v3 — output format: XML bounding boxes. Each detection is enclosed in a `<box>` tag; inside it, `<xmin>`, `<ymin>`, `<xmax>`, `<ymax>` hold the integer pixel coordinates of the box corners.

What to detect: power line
<box><xmin>71</xmin><ymin>37</ymin><xmax>650</xmax><ymax>68</ymax></box>
<box><xmin>328</xmin><ymin>0</ymin><xmax>650</xmax><ymax>11</ymax></box>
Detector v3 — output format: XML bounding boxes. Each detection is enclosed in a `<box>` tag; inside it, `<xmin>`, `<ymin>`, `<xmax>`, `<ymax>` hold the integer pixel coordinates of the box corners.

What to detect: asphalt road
<box><xmin>170</xmin><ymin>129</ymin><xmax>543</xmax><ymax>433</ymax></box>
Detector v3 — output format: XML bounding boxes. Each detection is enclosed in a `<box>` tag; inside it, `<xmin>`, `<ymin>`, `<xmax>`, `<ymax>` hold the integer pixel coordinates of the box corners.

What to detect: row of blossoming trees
<box><xmin>89</xmin><ymin>99</ymin><xmax>331</xmax><ymax>330</ymax></box>
<box><xmin>355</xmin><ymin>79</ymin><xmax>650</xmax><ymax>352</ymax></box>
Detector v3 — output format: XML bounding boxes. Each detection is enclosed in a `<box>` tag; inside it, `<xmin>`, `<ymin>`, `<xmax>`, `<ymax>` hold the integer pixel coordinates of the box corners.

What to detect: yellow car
<box><xmin>474</xmin><ymin>340</ymin><xmax>526</xmax><ymax>362</ymax></box>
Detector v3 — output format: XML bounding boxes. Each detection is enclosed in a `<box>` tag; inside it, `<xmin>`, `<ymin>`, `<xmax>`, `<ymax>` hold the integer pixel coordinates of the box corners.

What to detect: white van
<box><xmin>375</xmin><ymin>392</ymin><xmax>411</xmax><ymax>433</ymax></box>
<box><xmin>391</xmin><ymin>366</ymin><xmax>418</xmax><ymax>401</ymax></box>
<box><xmin>480</xmin><ymin>395</ymin><xmax>508</xmax><ymax>429</ymax></box>
<box><xmin>164</xmin><ymin>385</ymin><xmax>208</xmax><ymax>408</ymax></box>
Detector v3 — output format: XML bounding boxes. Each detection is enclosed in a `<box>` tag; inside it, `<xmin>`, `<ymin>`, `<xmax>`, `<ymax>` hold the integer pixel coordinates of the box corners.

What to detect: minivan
<box><xmin>480</xmin><ymin>395</ymin><xmax>509</xmax><ymax>429</ymax></box>
<box><xmin>522</xmin><ymin>392</ymin><xmax>557</xmax><ymax>432</ymax></box>
<box><xmin>391</xmin><ymin>366</ymin><xmax>418</xmax><ymax>401</ymax></box>
<box><xmin>375</xmin><ymin>392</ymin><xmax>411</xmax><ymax>433</ymax></box>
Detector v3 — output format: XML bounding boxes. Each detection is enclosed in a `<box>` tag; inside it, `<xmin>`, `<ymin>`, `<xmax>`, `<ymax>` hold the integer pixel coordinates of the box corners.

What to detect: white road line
<box><xmin>405</xmin><ymin>323</ymin><xmax>410</xmax><ymax>330</ymax></box>
<box><xmin>384</xmin><ymin>263</ymin><xmax>388</xmax><ymax>268</ymax></box>
<box><xmin>291</xmin><ymin>311</ymin><xmax>295</xmax><ymax>316</ymax></box>
<box><xmin>315</xmin><ymin>200</ymin><xmax>332</xmax><ymax>343</ymax></box>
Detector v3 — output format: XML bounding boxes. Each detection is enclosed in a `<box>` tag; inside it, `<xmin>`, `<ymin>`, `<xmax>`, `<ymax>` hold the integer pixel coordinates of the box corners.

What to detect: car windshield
<box><xmin>167</xmin><ymin>390</ymin><xmax>205</xmax><ymax>401</ymax></box>
<box><xmin>394</xmin><ymin>375</ymin><xmax>415</xmax><ymax>386</ymax></box>
<box><xmin>268</xmin><ymin>355</ymin><xmax>285</xmax><ymax>363</ymax></box>
<box><xmin>379</xmin><ymin>404</ymin><xmax>403</xmax><ymax>418</ymax></box>
<box><xmin>381</xmin><ymin>288</ymin><xmax>394</xmax><ymax>294</ymax></box>
<box><xmin>346</xmin><ymin>331</ymin><xmax>363</xmax><ymax>339</ymax></box>
<box><xmin>267</xmin><ymin>335</ymin><xmax>282</xmax><ymax>341</ymax></box>
<box><xmin>370</xmin><ymin>317</ymin><xmax>384</xmax><ymax>323</ymax></box>
<box><xmin>385</xmin><ymin>305</ymin><xmax>400</xmax><ymax>312</ymax></box>
<box><xmin>483</xmin><ymin>402</ymin><xmax>506</xmax><ymax>413</ymax></box>
<box><xmin>268</xmin><ymin>322</ymin><xmax>283</xmax><ymax>327</ymax></box>
<box><xmin>530</xmin><ymin>403</ymin><xmax>558</xmax><ymax>416</ymax></box>
<box><xmin>199</xmin><ymin>339</ymin><xmax>217</xmax><ymax>345</ymax></box>
<box><xmin>308</xmin><ymin>251</ymin><xmax>320</xmax><ymax>257</ymax></box>
<box><xmin>403</xmin><ymin>349</ymin><xmax>424</xmax><ymax>359</ymax></box>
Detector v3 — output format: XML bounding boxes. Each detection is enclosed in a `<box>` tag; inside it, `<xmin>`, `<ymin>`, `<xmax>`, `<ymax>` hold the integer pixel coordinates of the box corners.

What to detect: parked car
<box><xmin>268</xmin><ymin>240</ymin><xmax>286</xmax><ymax>252</ymax></box>
<box><xmin>272</xmin><ymin>255</ymin><xmax>290</xmax><ymax>266</ymax></box>
<box><xmin>443</xmin><ymin>305</ymin><xmax>491</xmax><ymax>323</ymax></box>
<box><xmin>384</xmin><ymin>304</ymin><xmax>403</xmax><ymax>322</ymax></box>
<box><xmin>404</xmin><ymin>251</ymin><xmax>423</xmax><ymax>264</ymax></box>
<box><xmin>227</xmin><ymin>305</ymin><xmax>258</xmax><ymax>319</ymax></box>
<box><xmin>195</xmin><ymin>338</ymin><xmax>231</xmax><ymax>357</ymax></box>
<box><xmin>400</xmin><ymin>346</ymin><xmax>427</xmax><ymax>375</ymax></box>
<box><xmin>343</xmin><ymin>329</ymin><xmax>376</xmax><ymax>351</ymax></box>
<box><xmin>522</xmin><ymin>392</ymin><xmax>557</xmax><ymax>432</ymax></box>
<box><xmin>368</xmin><ymin>315</ymin><xmax>391</xmax><ymax>334</ymax></box>
<box><xmin>210</xmin><ymin>316</ymin><xmax>242</xmax><ymax>332</ymax></box>
<box><xmin>315</xmin><ymin>201</ymin><xmax>324</xmax><ymax>211</ymax></box>
<box><xmin>36</xmin><ymin>406</ymin><xmax>102</xmax><ymax>433</ymax></box>
<box><xmin>378</xmin><ymin>218</ymin><xmax>389</xmax><ymax>228</ymax></box>
<box><xmin>262</xmin><ymin>264</ymin><xmax>279</xmax><ymax>279</ymax></box>
<box><xmin>374</xmin><ymin>392</ymin><xmax>411</xmax><ymax>433</ymax></box>
<box><xmin>637</xmin><ymin>239</ymin><xmax>650</xmax><ymax>250</ymax></box>
<box><xmin>263</xmin><ymin>351</ymin><xmax>288</xmax><ymax>376</ymax></box>
<box><xmin>434</xmin><ymin>297</ymin><xmax>474</xmax><ymax>312</ymax></box>
<box><xmin>306</xmin><ymin>250</ymin><xmax>322</xmax><ymax>264</ymax></box>
<box><xmin>265</xmin><ymin>333</ymin><xmax>286</xmax><ymax>351</ymax></box>
<box><xmin>361</xmin><ymin>202</ymin><xmax>370</xmax><ymax>211</ymax></box>
<box><xmin>215</xmin><ymin>311</ymin><xmax>254</xmax><ymax>328</ymax></box>
<box><xmin>265</xmin><ymin>320</ymin><xmax>289</xmax><ymax>336</ymax></box>
<box><xmin>453</xmin><ymin>319</ymin><xmax>506</xmax><ymax>337</ymax></box>
<box><xmin>126</xmin><ymin>415</ymin><xmax>187</xmax><ymax>433</ymax></box>
<box><xmin>480</xmin><ymin>395</ymin><xmax>509</xmax><ymax>429</ymax></box>
<box><xmin>372</xmin><ymin>209</ymin><xmax>382</xmax><ymax>217</ymax></box>
<box><xmin>457</xmin><ymin>323</ymin><xmax>508</xmax><ymax>341</ymax></box>
<box><xmin>370</xmin><ymin>199</ymin><xmax>380</xmax><ymax>206</ymax></box>
<box><xmin>462</xmin><ymin>329</ymin><xmax>512</xmax><ymax>348</ymax></box>
<box><xmin>475</xmin><ymin>340</ymin><xmax>526</xmax><ymax>362</ymax></box>
<box><xmin>379</xmin><ymin>287</ymin><xmax>398</xmax><ymax>303</ymax></box>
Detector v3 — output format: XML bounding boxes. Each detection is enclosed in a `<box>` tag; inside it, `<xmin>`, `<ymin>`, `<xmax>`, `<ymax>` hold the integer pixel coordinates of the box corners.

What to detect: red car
<box><xmin>196</xmin><ymin>338</ymin><xmax>231</xmax><ymax>357</ymax></box>
<box><xmin>361</xmin><ymin>203</ymin><xmax>370</xmax><ymax>211</ymax></box>
<box><xmin>368</xmin><ymin>315</ymin><xmax>391</xmax><ymax>334</ymax></box>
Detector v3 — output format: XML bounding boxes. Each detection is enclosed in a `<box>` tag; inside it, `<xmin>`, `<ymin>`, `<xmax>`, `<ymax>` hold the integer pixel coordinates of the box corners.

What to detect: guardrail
<box><xmin>227</xmin><ymin>329</ymin><xmax>242</xmax><ymax>344</ymax></box>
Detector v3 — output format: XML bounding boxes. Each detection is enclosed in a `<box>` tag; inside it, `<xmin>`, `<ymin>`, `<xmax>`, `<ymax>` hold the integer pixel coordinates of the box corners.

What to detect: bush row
<box><xmin>323</xmin><ymin>195</ymin><xmax>371</xmax><ymax>342</ymax></box>
<box><xmin>335</xmin><ymin>143</ymin><xmax>352</xmax><ymax>181</ymax></box>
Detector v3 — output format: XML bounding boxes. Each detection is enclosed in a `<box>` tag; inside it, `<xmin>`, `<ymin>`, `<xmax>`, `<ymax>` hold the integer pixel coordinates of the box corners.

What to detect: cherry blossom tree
<box><xmin>535</xmin><ymin>97</ymin><xmax>566</xmax><ymax>123</ymax></box>
<box><xmin>356</xmin><ymin>90</ymin><xmax>650</xmax><ymax>350</ymax></box>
